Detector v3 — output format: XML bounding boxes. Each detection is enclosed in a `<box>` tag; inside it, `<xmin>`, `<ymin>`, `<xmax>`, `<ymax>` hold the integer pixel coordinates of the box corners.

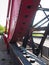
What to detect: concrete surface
<box><xmin>0</xmin><ymin>35</ymin><xmax>13</xmax><ymax>65</ymax></box>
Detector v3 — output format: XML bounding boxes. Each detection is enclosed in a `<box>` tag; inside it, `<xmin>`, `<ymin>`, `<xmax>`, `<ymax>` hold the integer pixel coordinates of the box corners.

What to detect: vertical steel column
<box><xmin>5</xmin><ymin>0</ymin><xmax>11</xmax><ymax>33</ymax></box>
<box><xmin>35</xmin><ymin>24</ymin><xmax>49</xmax><ymax>56</ymax></box>
<box><xmin>8</xmin><ymin>0</ymin><xmax>14</xmax><ymax>39</ymax></box>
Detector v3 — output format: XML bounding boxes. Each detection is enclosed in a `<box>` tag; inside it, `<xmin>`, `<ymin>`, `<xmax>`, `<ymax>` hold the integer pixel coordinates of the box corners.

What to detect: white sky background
<box><xmin>33</xmin><ymin>0</ymin><xmax>49</xmax><ymax>27</ymax></box>
<box><xmin>0</xmin><ymin>0</ymin><xmax>8</xmax><ymax>27</ymax></box>
<box><xmin>0</xmin><ymin>0</ymin><xmax>49</xmax><ymax>27</ymax></box>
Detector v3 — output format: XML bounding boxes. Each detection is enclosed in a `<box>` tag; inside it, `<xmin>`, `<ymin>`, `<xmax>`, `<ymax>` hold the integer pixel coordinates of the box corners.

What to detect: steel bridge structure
<box><xmin>3</xmin><ymin>0</ymin><xmax>49</xmax><ymax>65</ymax></box>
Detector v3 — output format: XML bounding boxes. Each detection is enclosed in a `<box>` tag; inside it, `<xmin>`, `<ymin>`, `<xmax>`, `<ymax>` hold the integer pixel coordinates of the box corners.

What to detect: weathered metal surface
<box><xmin>7</xmin><ymin>0</ymin><xmax>40</xmax><ymax>42</ymax></box>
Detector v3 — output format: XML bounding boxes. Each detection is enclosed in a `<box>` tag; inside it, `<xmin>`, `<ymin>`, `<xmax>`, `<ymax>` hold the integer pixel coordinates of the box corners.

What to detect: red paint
<box><xmin>4</xmin><ymin>0</ymin><xmax>40</xmax><ymax>44</ymax></box>
<box><xmin>8</xmin><ymin>0</ymin><xmax>40</xmax><ymax>42</ymax></box>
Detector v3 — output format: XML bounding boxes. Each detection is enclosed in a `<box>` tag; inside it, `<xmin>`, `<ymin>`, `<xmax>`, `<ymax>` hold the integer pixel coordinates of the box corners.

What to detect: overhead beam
<box><xmin>38</xmin><ymin>7</ymin><xmax>49</xmax><ymax>11</ymax></box>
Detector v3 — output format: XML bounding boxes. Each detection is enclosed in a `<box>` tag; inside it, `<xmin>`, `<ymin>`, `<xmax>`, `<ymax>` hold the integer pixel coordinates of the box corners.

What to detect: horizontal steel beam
<box><xmin>38</xmin><ymin>7</ymin><xmax>49</xmax><ymax>11</ymax></box>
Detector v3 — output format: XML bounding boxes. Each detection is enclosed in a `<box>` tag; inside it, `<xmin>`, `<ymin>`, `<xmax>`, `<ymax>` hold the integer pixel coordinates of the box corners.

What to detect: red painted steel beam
<box><xmin>7</xmin><ymin>0</ymin><xmax>40</xmax><ymax>43</ymax></box>
<box><xmin>5</xmin><ymin>0</ymin><xmax>11</xmax><ymax>33</ymax></box>
<box><xmin>8</xmin><ymin>0</ymin><xmax>14</xmax><ymax>39</ymax></box>
<box><xmin>8</xmin><ymin>0</ymin><xmax>22</xmax><ymax>42</ymax></box>
<box><xmin>7</xmin><ymin>0</ymin><xmax>11</xmax><ymax>17</ymax></box>
<box><xmin>3</xmin><ymin>0</ymin><xmax>12</xmax><ymax>50</ymax></box>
